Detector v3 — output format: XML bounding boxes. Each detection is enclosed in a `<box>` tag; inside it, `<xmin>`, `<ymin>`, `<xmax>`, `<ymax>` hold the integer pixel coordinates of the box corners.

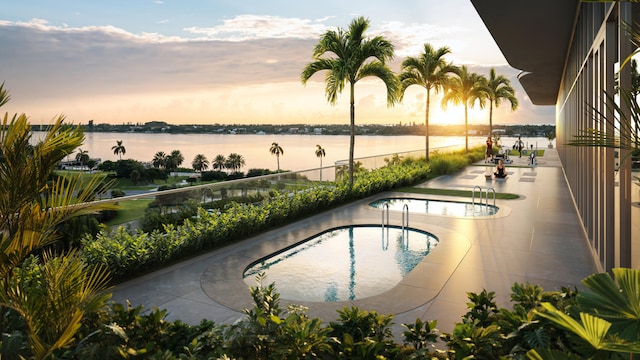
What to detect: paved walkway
<box><xmin>112</xmin><ymin>147</ymin><xmax>599</xmax><ymax>338</ymax></box>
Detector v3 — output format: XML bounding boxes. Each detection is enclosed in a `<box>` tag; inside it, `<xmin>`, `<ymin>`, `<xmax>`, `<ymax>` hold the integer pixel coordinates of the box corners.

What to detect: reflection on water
<box><xmin>370</xmin><ymin>198</ymin><xmax>498</xmax><ymax>217</ymax></box>
<box><xmin>243</xmin><ymin>225</ymin><xmax>438</xmax><ymax>302</ymax></box>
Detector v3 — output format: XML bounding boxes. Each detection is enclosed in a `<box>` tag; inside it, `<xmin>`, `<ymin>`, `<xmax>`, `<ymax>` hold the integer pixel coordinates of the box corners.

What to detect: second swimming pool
<box><xmin>369</xmin><ymin>197</ymin><xmax>499</xmax><ymax>217</ymax></box>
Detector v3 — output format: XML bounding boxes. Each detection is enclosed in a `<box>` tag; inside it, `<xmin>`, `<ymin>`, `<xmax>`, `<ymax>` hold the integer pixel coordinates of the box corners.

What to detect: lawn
<box><xmin>104</xmin><ymin>198</ymin><xmax>155</xmax><ymax>226</ymax></box>
<box><xmin>396</xmin><ymin>186</ymin><xmax>520</xmax><ymax>200</ymax></box>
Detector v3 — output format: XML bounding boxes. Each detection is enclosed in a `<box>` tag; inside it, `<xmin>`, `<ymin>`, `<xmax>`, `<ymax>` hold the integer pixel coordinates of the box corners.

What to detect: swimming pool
<box><xmin>369</xmin><ymin>197</ymin><xmax>498</xmax><ymax>217</ymax></box>
<box><xmin>243</xmin><ymin>225</ymin><xmax>438</xmax><ymax>302</ymax></box>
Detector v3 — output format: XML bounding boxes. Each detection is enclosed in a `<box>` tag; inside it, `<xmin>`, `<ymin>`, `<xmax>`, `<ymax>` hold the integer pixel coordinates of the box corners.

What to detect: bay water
<box><xmin>42</xmin><ymin>132</ymin><xmax>550</xmax><ymax>172</ymax></box>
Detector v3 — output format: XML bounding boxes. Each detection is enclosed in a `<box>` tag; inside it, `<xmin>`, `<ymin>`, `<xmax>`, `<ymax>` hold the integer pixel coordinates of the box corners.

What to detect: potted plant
<box><xmin>547</xmin><ymin>131</ymin><xmax>556</xmax><ymax>148</ymax></box>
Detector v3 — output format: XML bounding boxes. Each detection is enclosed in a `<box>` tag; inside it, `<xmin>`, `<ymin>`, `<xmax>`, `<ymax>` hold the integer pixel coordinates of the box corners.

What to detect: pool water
<box><xmin>243</xmin><ymin>225</ymin><xmax>438</xmax><ymax>302</ymax></box>
<box><xmin>369</xmin><ymin>197</ymin><xmax>498</xmax><ymax>216</ymax></box>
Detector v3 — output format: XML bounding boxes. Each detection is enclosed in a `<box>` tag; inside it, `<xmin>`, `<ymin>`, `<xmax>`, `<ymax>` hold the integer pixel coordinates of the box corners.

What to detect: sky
<box><xmin>0</xmin><ymin>0</ymin><xmax>555</xmax><ymax>126</ymax></box>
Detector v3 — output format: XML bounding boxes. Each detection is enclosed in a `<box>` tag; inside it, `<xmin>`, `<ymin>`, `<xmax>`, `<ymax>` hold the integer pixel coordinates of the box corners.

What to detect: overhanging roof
<box><xmin>470</xmin><ymin>0</ymin><xmax>580</xmax><ymax>105</ymax></box>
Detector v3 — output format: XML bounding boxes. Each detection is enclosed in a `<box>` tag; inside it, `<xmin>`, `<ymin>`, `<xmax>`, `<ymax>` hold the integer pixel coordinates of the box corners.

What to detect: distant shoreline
<box><xmin>32</xmin><ymin>122</ymin><xmax>555</xmax><ymax>138</ymax></box>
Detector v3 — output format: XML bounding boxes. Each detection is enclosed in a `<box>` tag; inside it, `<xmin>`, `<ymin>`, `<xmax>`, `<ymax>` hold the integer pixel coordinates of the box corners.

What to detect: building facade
<box><xmin>471</xmin><ymin>1</ymin><xmax>638</xmax><ymax>272</ymax></box>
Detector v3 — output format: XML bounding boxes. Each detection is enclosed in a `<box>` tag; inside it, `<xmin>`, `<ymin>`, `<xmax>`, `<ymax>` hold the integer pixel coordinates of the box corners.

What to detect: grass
<box><xmin>395</xmin><ymin>186</ymin><xmax>520</xmax><ymax>200</ymax></box>
<box><xmin>104</xmin><ymin>198</ymin><xmax>154</xmax><ymax>226</ymax></box>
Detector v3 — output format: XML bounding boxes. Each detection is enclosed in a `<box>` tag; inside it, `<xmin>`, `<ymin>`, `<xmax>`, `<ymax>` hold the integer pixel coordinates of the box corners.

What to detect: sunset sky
<box><xmin>1</xmin><ymin>0</ymin><xmax>555</xmax><ymax>126</ymax></box>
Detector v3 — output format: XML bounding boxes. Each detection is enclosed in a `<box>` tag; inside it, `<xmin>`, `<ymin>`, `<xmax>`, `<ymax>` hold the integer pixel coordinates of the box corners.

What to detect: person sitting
<box><xmin>494</xmin><ymin>159</ymin><xmax>507</xmax><ymax>179</ymax></box>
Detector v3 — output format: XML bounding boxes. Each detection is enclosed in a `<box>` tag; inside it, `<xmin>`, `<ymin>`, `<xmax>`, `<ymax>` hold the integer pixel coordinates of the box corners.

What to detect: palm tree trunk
<box><xmin>489</xmin><ymin>101</ymin><xmax>494</xmax><ymax>137</ymax></box>
<box><xmin>320</xmin><ymin>157</ymin><xmax>323</xmax><ymax>182</ymax></box>
<box><xmin>349</xmin><ymin>82</ymin><xmax>355</xmax><ymax>187</ymax></box>
<box><xmin>425</xmin><ymin>89</ymin><xmax>431</xmax><ymax>162</ymax></box>
<box><xmin>465</xmin><ymin>104</ymin><xmax>469</xmax><ymax>152</ymax></box>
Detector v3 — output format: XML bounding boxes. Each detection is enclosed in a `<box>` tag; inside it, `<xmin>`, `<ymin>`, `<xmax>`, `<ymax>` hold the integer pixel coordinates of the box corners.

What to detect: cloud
<box><xmin>0</xmin><ymin>17</ymin><xmax>553</xmax><ymax>125</ymax></box>
<box><xmin>184</xmin><ymin>15</ymin><xmax>329</xmax><ymax>41</ymax></box>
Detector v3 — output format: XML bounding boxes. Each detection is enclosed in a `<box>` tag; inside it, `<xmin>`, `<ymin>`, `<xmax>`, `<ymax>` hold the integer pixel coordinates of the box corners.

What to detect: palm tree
<box><xmin>152</xmin><ymin>151</ymin><xmax>168</xmax><ymax>169</ymax></box>
<box><xmin>315</xmin><ymin>144</ymin><xmax>326</xmax><ymax>181</ymax></box>
<box><xmin>336</xmin><ymin>161</ymin><xmax>364</xmax><ymax>181</ymax></box>
<box><xmin>269</xmin><ymin>142</ymin><xmax>284</xmax><ymax>174</ymax></box>
<box><xmin>213</xmin><ymin>154</ymin><xmax>226</xmax><ymax>171</ymax></box>
<box><xmin>301</xmin><ymin>16</ymin><xmax>399</xmax><ymax>186</ymax></box>
<box><xmin>399</xmin><ymin>43</ymin><xmax>458</xmax><ymax>161</ymax></box>
<box><xmin>192</xmin><ymin>154</ymin><xmax>209</xmax><ymax>173</ymax></box>
<box><xmin>483</xmin><ymin>68</ymin><xmax>518</xmax><ymax>136</ymax></box>
<box><xmin>0</xmin><ymin>86</ymin><xmax>113</xmax><ymax>358</ymax></box>
<box><xmin>226</xmin><ymin>153</ymin><xmax>245</xmax><ymax>173</ymax></box>
<box><xmin>75</xmin><ymin>148</ymin><xmax>90</xmax><ymax>167</ymax></box>
<box><xmin>441</xmin><ymin>65</ymin><xmax>487</xmax><ymax>152</ymax></box>
<box><xmin>111</xmin><ymin>139</ymin><xmax>126</xmax><ymax>160</ymax></box>
<box><xmin>167</xmin><ymin>149</ymin><xmax>184</xmax><ymax>175</ymax></box>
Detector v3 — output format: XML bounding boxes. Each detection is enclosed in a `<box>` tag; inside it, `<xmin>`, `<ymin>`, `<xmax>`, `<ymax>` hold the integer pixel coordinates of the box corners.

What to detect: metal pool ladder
<box><xmin>472</xmin><ymin>186</ymin><xmax>496</xmax><ymax>213</ymax></box>
<box><xmin>381</xmin><ymin>202</ymin><xmax>390</xmax><ymax>250</ymax></box>
<box><xmin>381</xmin><ymin>202</ymin><xmax>410</xmax><ymax>250</ymax></box>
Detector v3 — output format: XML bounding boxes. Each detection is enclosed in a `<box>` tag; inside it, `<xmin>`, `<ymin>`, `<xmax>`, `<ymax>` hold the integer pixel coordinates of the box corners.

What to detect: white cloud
<box><xmin>184</xmin><ymin>15</ymin><xmax>329</xmax><ymax>41</ymax></box>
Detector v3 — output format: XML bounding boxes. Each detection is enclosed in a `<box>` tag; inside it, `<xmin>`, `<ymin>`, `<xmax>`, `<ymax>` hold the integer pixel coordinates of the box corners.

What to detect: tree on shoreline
<box><xmin>192</xmin><ymin>154</ymin><xmax>209</xmax><ymax>173</ymax></box>
<box><xmin>152</xmin><ymin>151</ymin><xmax>168</xmax><ymax>169</ymax></box>
<box><xmin>315</xmin><ymin>144</ymin><xmax>326</xmax><ymax>181</ymax></box>
<box><xmin>226</xmin><ymin>153</ymin><xmax>245</xmax><ymax>172</ymax></box>
<box><xmin>399</xmin><ymin>43</ymin><xmax>458</xmax><ymax>162</ymax></box>
<box><xmin>167</xmin><ymin>149</ymin><xmax>184</xmax><ymax>175</ymax></box>
<box><xmin>482</xmin><ymin>67</ymin><xmax>518</xmax><ymax>136</ymax></box>
<box><xmin>270</xmin><ymin>142</ymin><xmax>283</xmax><ymax>174</ymax></box>
<box><xmin>75</xmin><ymin>148</ymin><xmax>90</xmax><ymax>166</ymax></box>
<box><xmin>301</xmin><ymin>16</ymin><xmax>399</xmax><ymax>186</ymax></box>
<box><xmin>213</xmin><ymin>154</ymin><xmax>226</xmax><ymax>172</ymax></box>
<box><xmin>442</xmin><ymin>65</ymin><xmax>487</xmax><ymax>152</ymax></box>
<box><xmin>112</xmin><ymin>139</ymin><xmax>126</xmax><ymax>160</ymax></box>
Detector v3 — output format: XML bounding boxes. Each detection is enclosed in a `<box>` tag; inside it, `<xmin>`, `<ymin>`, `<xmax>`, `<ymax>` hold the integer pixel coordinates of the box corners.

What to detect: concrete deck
<box><xmin>112</xmin><ymin>147</ymin><xmax>600</xmax><ymax>337</ymax></box>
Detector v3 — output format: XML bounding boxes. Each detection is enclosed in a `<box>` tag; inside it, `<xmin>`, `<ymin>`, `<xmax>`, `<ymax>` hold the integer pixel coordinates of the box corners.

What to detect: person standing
<box><xmin>517</xmin><ymin>136</ymin><xmax>524</xmax><ymax>157</ymax></box>
<box><xmin>485</xmin><ymin>136</ymin><xmax>493</xmax><ymax>163</ymax></box>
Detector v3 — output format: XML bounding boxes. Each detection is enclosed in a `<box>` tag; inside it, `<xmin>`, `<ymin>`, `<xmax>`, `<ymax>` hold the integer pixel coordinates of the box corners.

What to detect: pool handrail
<box><xmin>472</xmin><ymin>186</ymin><xmax>496</xmax><ymax>213</ymax></box>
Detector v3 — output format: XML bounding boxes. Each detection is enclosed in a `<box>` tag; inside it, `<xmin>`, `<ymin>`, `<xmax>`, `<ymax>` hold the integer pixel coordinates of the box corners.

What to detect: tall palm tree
<box><xmin>399</xmin><ymin>43</ymin><xmax>458</xmax><ymax>161</ymax></box>
<box><xmin>75</xmin><ymin>148</ymin><xmax>90</xmax><ymax>166</ymax></box>
<box><xmin>152</xmin><ymin>151</ymin><xmax>168</xmax><ymax>169</ymax></box>
<box><xmin>192</xmin><ymin>154</ymin><xmax>209</xmax><ymax>173</ymax></box>
<box><xmin>441</xmin><ymin>65</ymin><xmax>487</xmax><ymax>152</ymax></box>
<box><xmin>0</xmin><ymin>86</ymin><xmax>113</xmax><ymax>358</ymax></box>
<box><xmin>483</xmin><ymin>68</ymin><xmax>518</xmax><ymax>136</ymax></box>
<box><xmin>111</xmin><ymin>139</ymin><xmax>125</xmax><ymax>160</ymax></box>
<box><xmin>315</xmin><ymin>144</ymin><xmax>326</xmax><ymax>182</ymax></box>
<box><xmin>226</xmin><ymin>153</ymin><xmax>245</xmax><ymax>173</ymax></box>
<box><xmin>167</xmin><ymin>149</ymin><xmax>184</xmax><ymax>175</ymax></box>
<box><xmin>269</xmin><ymin>142</ymin><xmax>284</xmax><ymax>174</ymax></box>
<box><xmin>212</xmin><ymin>154</ymin><xmax>226</xmax><ymax>171</ymax></box>
<box><xmin>301</xmin><ymin>16</ymin><xmax>399</xmax><ymax>186</ymax></box>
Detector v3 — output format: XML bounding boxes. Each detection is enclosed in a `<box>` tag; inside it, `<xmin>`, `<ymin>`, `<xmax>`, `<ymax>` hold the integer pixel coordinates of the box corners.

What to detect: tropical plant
<box><xmin>152</xmin><ymin>151</ymin><xmax>168</xmax><ymax>169</ymax></box>
<box><xmin>75</xmin><ymin>148</ymin><xmax>90</xmax><ymax>166</ymax></box>
<box><xmin>212</xmin><ymin>154</ymin><xmax>226</xmax><ymax>172</ymax></box>
<box><xmin>192</xmin><ymin>153</ymin><xmax>209</xmax><ymax>173</ymax></box>
<box><xmin>399</xmin><ymin>43</ymin><xmax>458</xmax><ymax>161</ymax></box>
<box><xmin>442</xmin><ymin>65</ymin><xmax>487</xmax><ymax>152</ymax></box>
<box><xmin>111</xmin><ymin>139</ymin><xmax>126</xmax><ymax>160</ymax></box>
<box><xmin>0</xmin><ymin>84</ymin><xmax>114</xmax><ymax>359</ymax></box>
<box><xmin>269</xmin><ymin>142</ymin><xmax>284</xmax><ymax>174</ymax></box>
<box><xmin>315</xmin><ymin>144</ymin><xmax>325</xmax><ymax>181</ymax></box>
<box><xmin>336</xmin><ymin>161</ymin><xmax>364</xmax><ymax>181</ymax></box>
<box><xmin>226</xmin><ymin>153</ymin><xmax>245</xmax><ymax>173</ymax></box>
<box><xmin>167</xmin><ymin>149</ymin><xmax>184</xmax><ymax>175</ymax></box>
<box><xmin>482</xmin><ymin>67</ymin><xmax>518</xmax><ymax>136</ymax></box>
<box><xmin>301</xmin><ymin>16</ymin><xmax>400</xmax><ymax>186</ymax></box>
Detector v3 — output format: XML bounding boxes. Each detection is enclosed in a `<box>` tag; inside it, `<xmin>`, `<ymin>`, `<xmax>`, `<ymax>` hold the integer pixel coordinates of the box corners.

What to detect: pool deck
<box><xmin>111</xmin><ymin>147</ymin><xmax>600</xmax><ymax>338</ymax></box>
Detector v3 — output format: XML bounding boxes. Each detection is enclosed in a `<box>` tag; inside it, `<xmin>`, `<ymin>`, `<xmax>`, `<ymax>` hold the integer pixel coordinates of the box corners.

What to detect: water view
<box><xmin>41</xmin><ymin>132</ymin><xmax>550</xmax><ymax>172</ymax></box>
